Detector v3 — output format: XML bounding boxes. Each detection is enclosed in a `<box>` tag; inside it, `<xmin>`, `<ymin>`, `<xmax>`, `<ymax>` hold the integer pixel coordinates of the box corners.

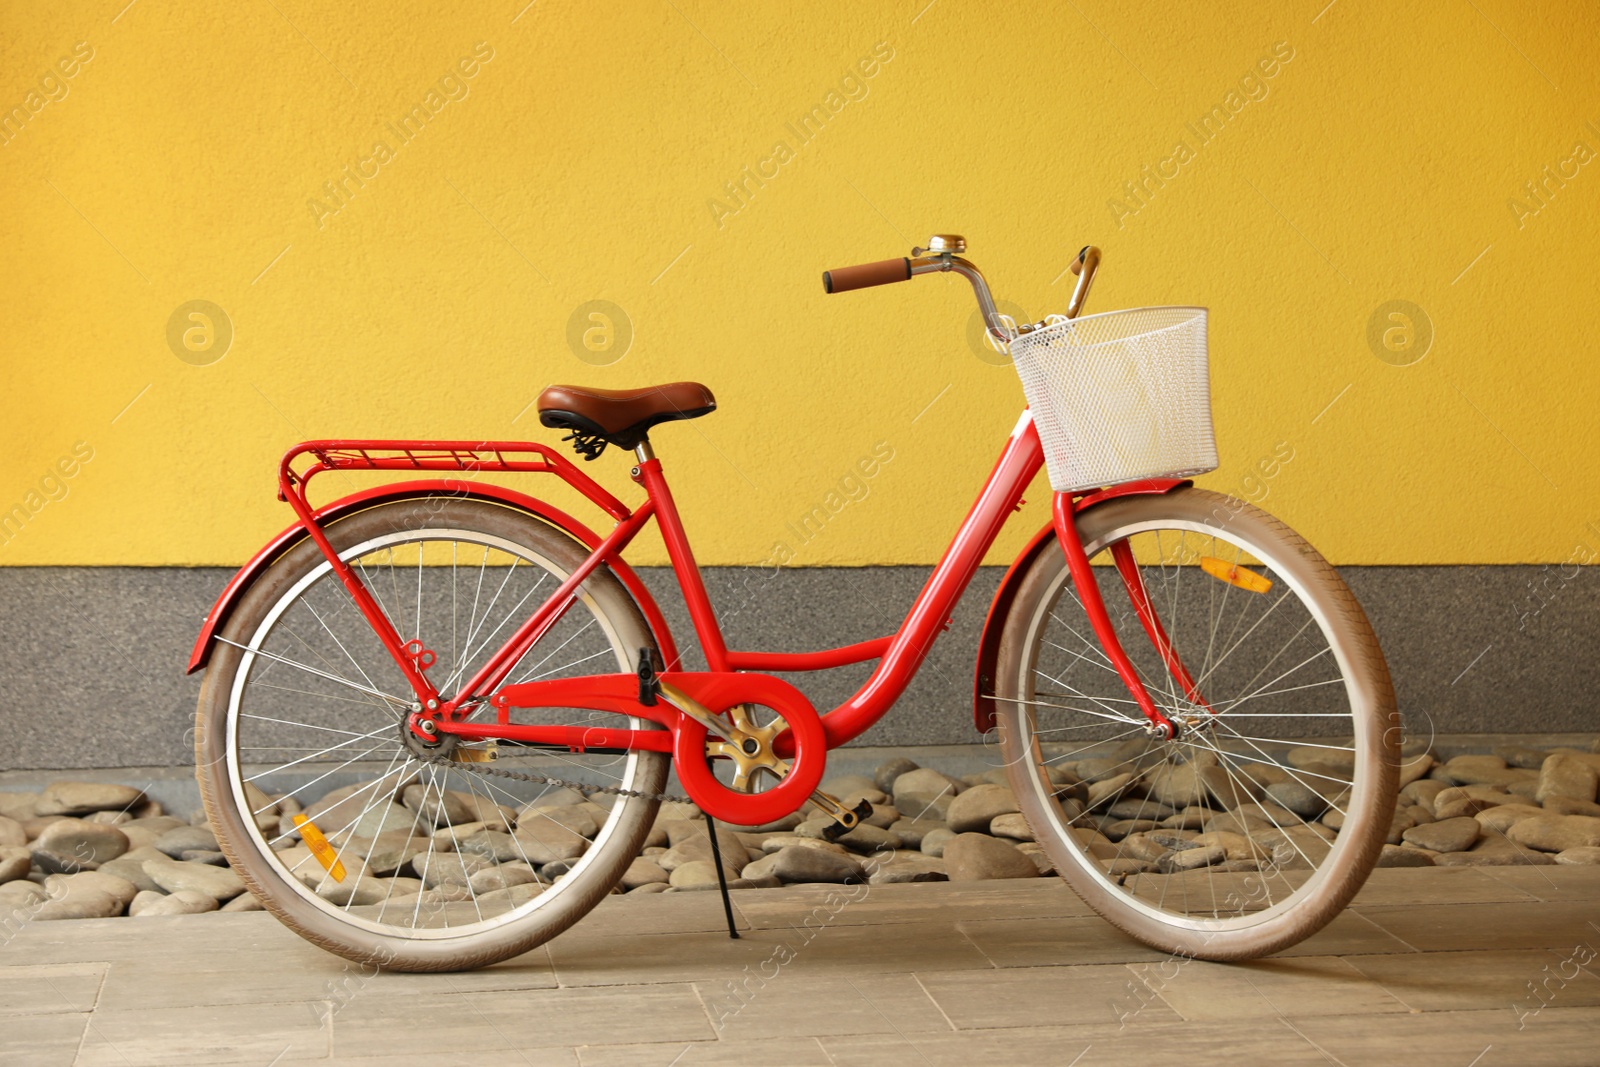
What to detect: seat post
<box><xmin>634</xmin><ymin>441</ymin><xmax>655</xmax><ymax>464</ymax></box>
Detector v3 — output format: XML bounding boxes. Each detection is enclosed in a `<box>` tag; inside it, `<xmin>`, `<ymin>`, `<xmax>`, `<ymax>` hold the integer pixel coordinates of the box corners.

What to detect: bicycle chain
<box><xmin>414</xmin><ymin>747</ymin><xmax>694</xmax><ymax>806</ymax></box>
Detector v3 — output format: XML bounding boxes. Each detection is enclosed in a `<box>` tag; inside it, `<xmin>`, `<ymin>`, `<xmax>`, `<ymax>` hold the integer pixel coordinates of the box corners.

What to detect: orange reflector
<box><xmin>292</xmin><ymin>814</ymin><xmax>347</xmax><ymax>882</ymax></box>
<box><xmin>1199</xmin><ymin>556</ymin><xmax>1273</xmax><ymax>594</ymax></box>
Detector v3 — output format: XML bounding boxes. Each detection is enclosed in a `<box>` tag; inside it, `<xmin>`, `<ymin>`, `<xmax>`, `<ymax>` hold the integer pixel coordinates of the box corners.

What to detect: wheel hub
<box><xmin>401</xmin><ymin>712</ymin><xmax>459</xmax><ymax>761</ymax></box>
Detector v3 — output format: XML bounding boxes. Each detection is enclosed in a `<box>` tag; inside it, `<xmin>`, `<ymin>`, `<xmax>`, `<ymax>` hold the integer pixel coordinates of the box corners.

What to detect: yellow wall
<box><xmin>3</xmin><ymin>2</ymin><xmax>1597</xmax><ymax>568</ymax></box>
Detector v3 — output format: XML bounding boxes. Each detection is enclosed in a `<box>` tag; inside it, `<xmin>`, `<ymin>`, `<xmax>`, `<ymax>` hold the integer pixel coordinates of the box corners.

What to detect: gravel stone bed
<box><xmin>4</xmin><ymin>741</ymin><xmax>1599</xmax><ymax>922</ymax></box>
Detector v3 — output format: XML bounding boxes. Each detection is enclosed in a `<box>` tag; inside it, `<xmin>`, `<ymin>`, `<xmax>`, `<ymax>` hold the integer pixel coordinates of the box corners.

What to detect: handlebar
<box><xmin>821</xmin><ymin>257</ymin><xmax>912</xmax><ymax>293</ymax></box>
<box><xmin>822</xmin><ymin>237</ymin><xmax>1103</xmax><ymax>341</ymax></box>
<box><xmin>1065</xmin><ymin>245</ymin><xmax>1101</xmax><ymax>319</ymax></box>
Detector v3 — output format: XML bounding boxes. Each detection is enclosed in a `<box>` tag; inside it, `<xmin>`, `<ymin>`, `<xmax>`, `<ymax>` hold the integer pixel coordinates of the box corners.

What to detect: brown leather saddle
<box><xmin>537</xmin><ymin>382</ymin><xmax>716</xmax><ymax>459</ymax></box>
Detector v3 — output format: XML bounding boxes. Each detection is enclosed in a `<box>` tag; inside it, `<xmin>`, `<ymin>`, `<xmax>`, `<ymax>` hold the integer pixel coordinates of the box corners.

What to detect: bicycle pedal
<box><xmin>820</xmin><ymin>799</ymin><xmax>874</xmax><ymax>842</ymax></box>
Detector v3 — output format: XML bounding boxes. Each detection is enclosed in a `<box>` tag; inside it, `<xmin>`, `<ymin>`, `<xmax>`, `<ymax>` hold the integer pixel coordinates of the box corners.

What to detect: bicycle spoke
<box><xmin>218</xmin><ymin>636</ymin><xmax>411</xmax><ymax>708</ymax></box>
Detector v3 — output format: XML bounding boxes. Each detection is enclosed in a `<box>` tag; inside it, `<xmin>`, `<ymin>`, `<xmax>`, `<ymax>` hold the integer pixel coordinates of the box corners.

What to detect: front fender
<box><xmin>186</xmin><ymin>479</ymin><xmax>679</xmax><ymax>674</ymax></box>
<box><xmin>972</xmin><ymin>478</ymin><xmax>1188</xmax><ymax>734</ymax></box>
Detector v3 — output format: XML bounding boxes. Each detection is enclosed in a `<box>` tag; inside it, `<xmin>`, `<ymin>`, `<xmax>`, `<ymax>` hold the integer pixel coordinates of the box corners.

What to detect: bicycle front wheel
<box><xmin>195</xmin><ymin>499</ymin><xmax>668</xmax><ymax>971</ymax></box>
<box><xmin>993</xmin><ymin>487</ymin><xmax>1398</xmax><ymax>960</ymax></box>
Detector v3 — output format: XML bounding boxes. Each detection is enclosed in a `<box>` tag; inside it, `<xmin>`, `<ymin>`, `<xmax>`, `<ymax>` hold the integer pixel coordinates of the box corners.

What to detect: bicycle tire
<box><xmin>195</xmin><ymin>498</ymin><xmax>668</xmax><ymax>971</ymax></box>
<box><xmin>993</xmin><ymin>486</ymin><xmax>1398</xmax><ymax>960</ymax></box>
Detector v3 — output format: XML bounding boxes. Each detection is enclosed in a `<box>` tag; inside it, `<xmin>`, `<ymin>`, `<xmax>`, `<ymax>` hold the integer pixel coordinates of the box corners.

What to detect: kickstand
<box><xmin>703</xmin><ymin>815</ymin><xmax>741</xmax><ymax>940</ymax></box>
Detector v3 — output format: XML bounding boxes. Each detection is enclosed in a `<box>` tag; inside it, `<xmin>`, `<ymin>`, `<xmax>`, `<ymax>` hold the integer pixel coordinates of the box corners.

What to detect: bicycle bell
<box><xmin>914</xmin><ymin>234</ymin><xmax>966</xmax><ymax>256</ymax></box>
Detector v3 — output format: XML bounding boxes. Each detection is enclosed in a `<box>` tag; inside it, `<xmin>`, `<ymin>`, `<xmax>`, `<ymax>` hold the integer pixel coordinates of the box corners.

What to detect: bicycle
<box><xmin>189</xmin><ymin>236</ymin><xmax>1399</xmax><ymax>971</ymax></box>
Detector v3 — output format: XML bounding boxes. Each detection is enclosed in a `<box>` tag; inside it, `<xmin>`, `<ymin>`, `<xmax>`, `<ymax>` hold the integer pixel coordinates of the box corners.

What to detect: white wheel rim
<box><xmin>224</xmin><ymin>527</ymin><xmax>646</xmax><ymax>940</ymax></box>
<box><xmin>1006</xmin><ymin>515</ymin><xmax>1379</xmax><ymax>934</ymax></box>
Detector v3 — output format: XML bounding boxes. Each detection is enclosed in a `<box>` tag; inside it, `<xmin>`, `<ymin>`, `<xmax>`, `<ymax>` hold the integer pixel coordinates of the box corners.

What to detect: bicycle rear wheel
<box><xmin>195</xmin><ymin>499</ymin><xmax>667</xmax><ymax>971</ymax></box>
<box><xmin>993</xmin><ymin>487</ymin><xmax>1398</xmax><ymax>960</ymax></box>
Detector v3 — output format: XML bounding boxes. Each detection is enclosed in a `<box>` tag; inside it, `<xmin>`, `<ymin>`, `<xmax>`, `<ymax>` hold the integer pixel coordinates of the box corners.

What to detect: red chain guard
<box><xmin>482</xmin><ymin>671</ymin><xmax>826</xmax><ymax>824</ymax></box>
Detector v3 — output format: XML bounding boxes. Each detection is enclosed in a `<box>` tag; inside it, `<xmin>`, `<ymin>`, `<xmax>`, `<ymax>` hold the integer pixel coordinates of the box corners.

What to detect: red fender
<box><xmin>186</xmin><ymin>479</ymin><xmax>680</xmax><ymax>674</ymax></box>
<box><xmin>972</xmin><ymin>478</ymin><xmax>1189</xmax><ymax>734</ymax></box>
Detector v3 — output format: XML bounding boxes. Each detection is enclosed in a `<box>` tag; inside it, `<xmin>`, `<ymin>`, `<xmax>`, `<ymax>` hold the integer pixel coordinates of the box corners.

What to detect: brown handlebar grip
<box><xmin>1070</xmin><ymin>246</ymin><xmax>1090</xmax><ymax>276</ymax></box>
<box><xmin>822</xmin><ymin>257</ymin><xmax>912</xmax><ymax>294</ymax></box>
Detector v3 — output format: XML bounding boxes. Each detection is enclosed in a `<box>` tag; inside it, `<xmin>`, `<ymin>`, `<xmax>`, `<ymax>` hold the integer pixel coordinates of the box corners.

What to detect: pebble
<box><xmin>1494</xmin><ymin>746</ymin><xmax>1551</xmax><ymax>770</ymax></box>
<box><xmin>511</xmin><ymin>821</ymin><xmax>590</xmax><ymax>865</ymax></box>
<box><xmin>1554</xmin><ymin>846</ymin><xmax>1600</xmax><ymax>865</ymax></box>
<box><xmin>1160</xmin><ymin>806</ymin><xmax>1210</xmax><ymax>830</ymax></box>
<box><xmin>220</xmin><ymin>893</ymin><xmax>265</xmax><ymax>912</ymax></box>
<box><xmin>1442</xmin><ymin>754</ymin><xmax>1527</xmax><ymax>788</ymax></box>
<box><xmin>1265</xmin><ymin>781</ymin><xmax>1329</xmax><ymax>819</ymax></box>
<box><xmin>874</xmin><ymin>758</ymin><xmax>919</xmax><ymax>795</ymax></box>
<box><xmin>130</xmin><ymin>889</ymin><xmax>218</xmax><ymax>916</ymax></box>
<box><xmin>1434</xmin><ymin>842</ymin><xmax>1553</xmax><ymax>867</ymax></box>
<box><xmin>143</xmin><ymin>856</ymin><xmax>246</xmax><ymax>900</ymax></box>
<box><xmin>0</xmin><ymin>815</ymin><xmax>25</xmax><ymax>848</ymax></box>
<box><xmin>46</xmin><ymin>871</ymin><xmax>139</xmax><ymax>910</ymax></box>
<box><xmin>1376</xmin><ymin>844</ymin><xmax>1435</xmax><ymax>867</ymax></box>
<box><xmin>1190</xmin><ymin>831</ymin><xmax>1263</xmax><ymax>862</ymax></box>
<box><xmin>919</xmin><ymin>828</ymin><xmax>956</xmax><ymax>857</ymax></box>
<box><xmin>1103</xmin><ymin>819</ymin><xmax>1162</xmax><ymax>841</ymax></box>
<box><xmin>1474</xmin><ymin>804</ymin><xmax>1546</xmax><ymax>834</ymax></box>
<box><xmin>33</xmin><ymin>884</ymin><xmax>124</xmax><ymax>920</ymax></box>
<box><xmin>0</xmin><ymin>880</ymin><xmax>47</xmax><ymax>909</ymax></box>
<box><xmin>153</xmin><ymin>826</ymin><xmax>219</xmax><ymax>858</ymax></box>
<box><xmin>1400</xmin><ymin>817</ymin><xmax>1481</xmax><ymax>853</ymax></box>
<box><xmin>301</xmin><ymin>783</ymin><xmax>415</xmax><ymax>841</ymax></box>
<box><xmin>35</xmin><ymin>782</ymin><xmax>144</xmax><ymax>817</ymax></box>
<box><xmin>866</xmin><ymin>851</ymin><xmax>947</xmax><ymax>884</ymax></box>
<box><xmin>34</xmin><ymin>819</ymin><xmax>130</xmax><ymax>866</ymax></box>
<box><xmin>945</xmin><ymin>784</ymin><xmax>1019</xmax><ymax>834</ymax></box>
<box><xmin>1506</xmin><ymin>814</ymin><xmax>1600</xmax><ymax>853</ymax></box>
<box><xmin>30</xmin><ymin>848</ymin><xmax>97</xmax><ymax>876</ymax></box>
<box><xmin>1432</xmin><ymin>786</ymin><xmax>1511</xmax><ymax>820</ymax></box>
<box><xmin>1397</xmin><ymin>754</ymin><xmax>1436</xmax><ymax>788</ymax></box>
<box><xmin>1535</xmin><ymin>754</ymin><xmax>1599</xmax><ymax>805</ymax></box>
<box><xmin>620</xmin><ymin>857</ymin><xmax>669</xmax><ymax>890</ymax></box>
<box><xmin>668</xmin><ymin>860</ymin><xmax>724</xmax><ymax>888</ymax></box>
<box><xmin>942</xmin><ymin>833</ymin><xmax>1038</xmax><ymax>881</ymax></box>
<box><xmin>1117</xmin><ymin>834</ymin><xmax>1172</xmax><ymax>864</ymax></box>
<box><xmin>886</xmin><ymin>818</ymin><xmax>943</xmax><ymax>849</ymax></box>
<box><xmin>749</xmin><ymin>845</ymin><xmax>864</xmax><ymax>884</ymax></box>
<box><xmin>1401</xmin><ymin>779</ymin><xmax>1449</xmax><ymax>813</ymax></box>
<box><xmin>891</xmin><ymin>768</ymin><xmax>964</xmax><ymax>820</ymax></box>
<box><xmin>1085</xmin><ymin>774</ymin><xmax>1135</xmax><ymax>809</ymax></box>
<box><xmin>989</xmin><ymin>813</ymin><xmax>1033</xmax><ymax>841</ymax></box>
<box><xmin>1385</xmin><ymin>810</ymin><xmax>1418</xmax><ymax>845</ymax></box>
<box><xmin>1106</xmin><ymin>798</ymin><xmax>1177</xmax><ymax>822</ymax></box>
<box><xmin>468</xmin><ymin>862</ymin><xmax>543</xmax><ymax>893</ymax></box>
<box><xmin>0</xmin><ymin>847</ymin><xmax>30</xmax><ymax>884</ymax></box>
<box><xmin>1158</xmin><ymin>845</ymin><xmax>1226</xmax><ymax>872</ymax></box>
<box><xmin>518</xmin><ymin>805</ymin><xmax>598</xmax><ymax>838</ymax></box>
<box><xmin>1146</xmin><ymin>763</ymin><xmax>1207</xmax><ymax>809</ymax></box>
<box><xmin>862</xmin><ymin>803</ymin><xmax>901</xmax><ymax>829</ymax></box>
<box><xmin>0</xmin><ymin>793</ymin><xmax>39</xmax><ymax>821</ymax></box>
<box><xmin>830</xmin><ymin>822</ymin><xmax>898</xmax><ymax>855</ymax></box>
<box><xmin>413</xmin><ymin>850</ymin><xmax>493</xmax><ymax>889</ymax></box>
<box><xmin>1543</xmin><ymin>796</ymin><xmax>1600</xmax><ymax>818</ymax></box>
<box><xmin>629</xmin><ymin>881</ymin><xmax>672</xmax><ymax>895</ymax></box>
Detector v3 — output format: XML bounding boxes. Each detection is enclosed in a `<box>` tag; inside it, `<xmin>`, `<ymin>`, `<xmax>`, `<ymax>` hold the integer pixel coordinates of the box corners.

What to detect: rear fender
<box><xmin>972</xmin><ymin>478</ymin><xmax>1188</xmax><ymax>733</ymax></box>
<box><xmin>186</xmin><ymin>479</ymin><xmax>679</xmax><ymax>673</ymax></box>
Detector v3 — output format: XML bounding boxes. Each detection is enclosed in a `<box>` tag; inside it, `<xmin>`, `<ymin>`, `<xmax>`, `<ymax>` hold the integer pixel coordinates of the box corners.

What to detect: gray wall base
<box><xmin>0</xmin><ymin>565</ymin><xmax>1593</xmax><ymax>771</ymax></box>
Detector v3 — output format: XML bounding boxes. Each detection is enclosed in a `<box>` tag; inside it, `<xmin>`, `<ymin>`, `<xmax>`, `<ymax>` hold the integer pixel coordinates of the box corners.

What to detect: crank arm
<box><xmin>656</xmin><ymin>680</ymin><xmax>734</xmax><ymax>740</ymax></box>
<box><xmin>808</xmin><ymin>788</ymin><xmax>873</xmax><ymax>840</ymax></box>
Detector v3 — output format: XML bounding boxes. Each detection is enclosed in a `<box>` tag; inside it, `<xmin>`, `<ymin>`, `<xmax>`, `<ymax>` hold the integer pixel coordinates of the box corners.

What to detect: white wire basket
<box><xmin>1004</xmin><ymin>306</ymin><xmax>1218</xmax><ymax>493</ymax></box>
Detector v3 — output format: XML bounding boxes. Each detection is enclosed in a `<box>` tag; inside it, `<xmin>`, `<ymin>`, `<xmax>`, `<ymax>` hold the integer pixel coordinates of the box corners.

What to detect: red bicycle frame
<box><xmin>231</xmin><ymin>415</ymin><xmax>1195</xmax><ymax>822</ymax></box>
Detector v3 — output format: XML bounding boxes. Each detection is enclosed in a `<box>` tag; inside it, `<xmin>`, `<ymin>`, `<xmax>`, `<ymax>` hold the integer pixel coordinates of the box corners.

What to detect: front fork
<box><xmin>1051</xmin><ymin>494</ymin><xmax>1210</xmax><ymax>740</ymax></box>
